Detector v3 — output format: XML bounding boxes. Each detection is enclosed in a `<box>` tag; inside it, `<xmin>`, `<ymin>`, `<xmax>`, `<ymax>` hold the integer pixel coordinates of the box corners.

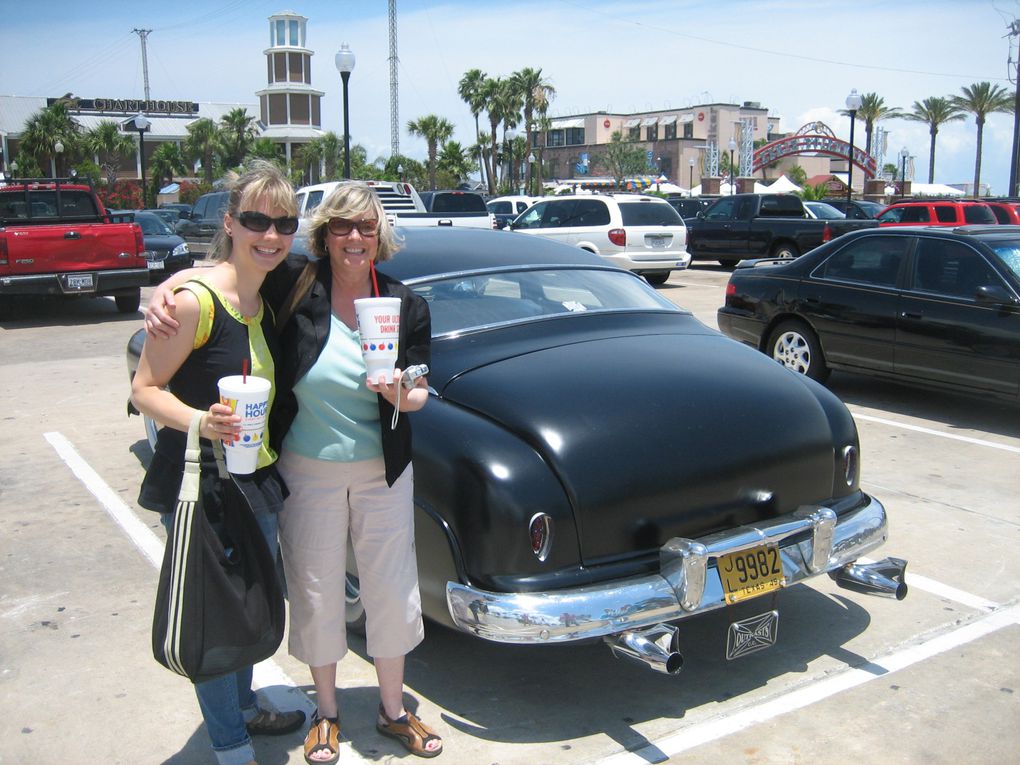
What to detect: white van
<box><xmin>507</xmin><ymin>194</ymin><xmax>690</xmax><ymax>284</ymax></box>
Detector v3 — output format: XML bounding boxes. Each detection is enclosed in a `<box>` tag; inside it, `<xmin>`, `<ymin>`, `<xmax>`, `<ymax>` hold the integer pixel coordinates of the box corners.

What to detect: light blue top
<box><xmin>282</xmin><ymin>314</ymin><xmax>383</xmax><ymax>462</ymax></box>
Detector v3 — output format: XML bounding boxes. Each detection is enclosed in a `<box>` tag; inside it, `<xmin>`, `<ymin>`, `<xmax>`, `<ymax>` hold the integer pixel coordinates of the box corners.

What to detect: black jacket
<box><xmin>263</xmin><ymin>253</ymin><xmax>431</xmax><ymax>486</ymax></box>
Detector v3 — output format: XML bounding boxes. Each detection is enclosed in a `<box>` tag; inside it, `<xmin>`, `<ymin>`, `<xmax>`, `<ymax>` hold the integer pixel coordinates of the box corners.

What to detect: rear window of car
<box><xmin>488</xmin><ymin>201</ymin><xmax>512</xmax><ymax>215</ymax></box>
<box><xmin>429</xmin><ymin>193</ymin><xmax>487</xmax><ymax>213</ymax></box>
<box><xmin>814</xmin><ymin>236</ymin><xmax>909</xmax><ymax>287</ymax></box>
<box><xmin>414</xmin><ymin>267</ymin><xmax>677</xmax><ymax>334</ymax></box>
<box><xmin>619</xmin><ymin>201</ymin><xmax>683</xmax><ymax>226</ymax></box>
<box><xmin>963</xmin><ymin>205</ymin><xmax>996</xmax><ymax>224</ymax></box>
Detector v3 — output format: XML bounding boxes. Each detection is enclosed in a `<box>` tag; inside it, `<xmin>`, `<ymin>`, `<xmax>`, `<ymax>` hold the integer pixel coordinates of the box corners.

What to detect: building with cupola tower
<box><xmin>255</xmin><ymin>10</ymin><xmax>326</xmax><ymax>169</ymax></box>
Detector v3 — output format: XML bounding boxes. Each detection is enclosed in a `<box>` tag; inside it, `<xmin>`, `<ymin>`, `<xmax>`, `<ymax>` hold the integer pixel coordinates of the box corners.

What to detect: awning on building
<box><xmin>640</xmin><ymin>117</ymin><xmax>658</xmax><ymax>127</ymax></box>
<box><xmin>623</xmin><ymin>118</ymin><xmax>641</xmax><ymax>128</ymax></box>
<box><xmin>658</xmin><ymin>115</ymin><xmax>677</xmax><ymax>126</ymax></box>
<box><xmin>679</xmin><ymin>114</ymin><xmax>695</xmax><ymax>123</ymax></box>
<box><xmin>550</xmin><ymin>118</ymin><xmax>585</xmax><ymax>129</ymax></box>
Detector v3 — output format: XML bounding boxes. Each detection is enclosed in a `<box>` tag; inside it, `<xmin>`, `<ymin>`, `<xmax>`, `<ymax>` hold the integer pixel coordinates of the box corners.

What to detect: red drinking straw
<box><xmin>242</xmin><ymin>358</ymin><xmax>249</xmax><ymax>384</ymax></box>
<box><xmin>370</xmin><ymin>260</ymin><xmax>380</xmax><ymax>297</ymax></box>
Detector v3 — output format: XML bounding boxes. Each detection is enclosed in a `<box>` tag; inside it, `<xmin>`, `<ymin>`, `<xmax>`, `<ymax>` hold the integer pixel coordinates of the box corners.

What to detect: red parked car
<box><xmin>877</xmin><ymin>199</ymin><xmax>997</xmax><ymax>227</ymax></box>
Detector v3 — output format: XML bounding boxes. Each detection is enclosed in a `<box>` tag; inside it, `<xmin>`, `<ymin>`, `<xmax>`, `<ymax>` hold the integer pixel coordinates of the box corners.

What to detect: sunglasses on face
<box><xmin>327</xmin><ymin>217</ymin><xmax>379</xmax><ymax>237</ymax></box>
<box><xmin>236</xmin><ymin>211</ymin><xmax>300</xmax><ymax>235</ymax></box>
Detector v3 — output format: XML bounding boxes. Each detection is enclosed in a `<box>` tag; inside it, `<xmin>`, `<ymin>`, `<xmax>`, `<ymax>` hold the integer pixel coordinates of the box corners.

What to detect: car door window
<box><xmin>933</xmin><ymin>206</ymin><xmax>956</xmax><ymax>223</ymax></box>
<box><xmin>705</xmin><ymin>198</ymin><xmax>736</xmax><ymax>220</ymax></box>
<box><xmin>814</xmin><ymin>236</ymin><xmax>908</xmax><ymax>287</ymax></box>
<box><xmin>900</xmin><ymin>206</ymin><xmax>930</xmax><ymax>223</ymax></box>
<box><xmin>193</xmin><ymin>197</ymin><xmax>208</xmax><ymax>218</ymax></box>
<box><xmin>570</xmin><ymin>199</ymin><xmax>610</xmax><ymax>227</ymax></box>
<box><xmin>514</xmin><ymin>202</ymin><xmax>551</xmax><ymax>229</ymax></box>
<box><xmin>911</xmin><ymin>239</ymin><xmax>1000</xmax><ymax>299</ymax></box>
<box><xmin>542</xmin><ymin>201</ymin><xmax>576</xmax><ymax>228</ymax></box>
<box><xmin>963</xmin><ymin>205</ymin><xmax>996</xmax><ymax>224</ymax></box>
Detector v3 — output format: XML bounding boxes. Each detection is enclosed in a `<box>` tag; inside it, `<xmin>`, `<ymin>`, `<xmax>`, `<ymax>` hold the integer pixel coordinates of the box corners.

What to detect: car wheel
<box><xmin>115</xmin><ymin>289</ymin><xmax>141</xmax><ymax>314</ymax></box>
<box><xmin>719</xmin><ymin>259</ymin><xmax>739</xmax><ymax>268</ymax></box>
<box><xmin>770</xmin><ymin>242</ymin><xmax>799</xmax><ymax>260</ymax></box>
<box><xmin>767</xmin><ymin>320</ymin><xmax>829</xmax><ymax>382</ymax></box>
<box><xmin>644</xmin><ymin>272</ymin><xmax>670</xmax><ymax>285</ymax></box>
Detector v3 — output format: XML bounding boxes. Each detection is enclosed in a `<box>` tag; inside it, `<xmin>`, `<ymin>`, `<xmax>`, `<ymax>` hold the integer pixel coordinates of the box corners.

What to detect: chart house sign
<box><xmin>48</xmin><ymin>97</ymin><xmax>200</xmax><ymax>116</ymax></box>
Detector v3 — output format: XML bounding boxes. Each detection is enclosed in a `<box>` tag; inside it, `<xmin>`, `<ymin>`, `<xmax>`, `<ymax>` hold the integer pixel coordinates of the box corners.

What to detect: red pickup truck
<box><xmin>0</xmin><ymin>178</ymin><xmax>149</xmax><ymax>314</ymax></box>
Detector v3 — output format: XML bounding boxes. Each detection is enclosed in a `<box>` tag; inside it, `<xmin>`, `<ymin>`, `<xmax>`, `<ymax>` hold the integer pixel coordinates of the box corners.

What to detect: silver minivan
<box><xmin>508</xmin><ymin>194</ymin><xmax>690</xmax><ymax>284</ymax></box>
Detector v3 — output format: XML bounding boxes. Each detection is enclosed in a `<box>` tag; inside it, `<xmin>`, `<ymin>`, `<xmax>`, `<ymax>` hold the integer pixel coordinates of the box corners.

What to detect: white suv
<box><xmin>507</xmin><ymin>194</ymin><xmax>690</xmax><ymax>284</ymax></box>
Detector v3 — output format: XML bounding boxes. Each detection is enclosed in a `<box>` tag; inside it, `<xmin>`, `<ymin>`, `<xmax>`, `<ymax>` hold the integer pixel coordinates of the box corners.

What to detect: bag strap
<box><xmin>276</xmin><ymin>260</ymin><xmax>317</xmax><ymax>328</ymax></box>
<box><xmin>180</xmin><ymin>411</ymin><xmax>229</xmax><ymax>494</ymax></box>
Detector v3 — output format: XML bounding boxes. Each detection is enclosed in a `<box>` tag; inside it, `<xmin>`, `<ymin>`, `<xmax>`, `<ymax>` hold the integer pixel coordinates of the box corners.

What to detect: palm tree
<box><xmin>85</xmin><ymin>120</ymin><xmax>135</xmax><ymax>186</ymax></box>
<box><xmin>184</xmin><ymin>118</ymin><xmax>220</xmax><ymax>185</ymax></box>
<box><xmin>437</xmin><ymin>140</ymin><xmax>474</xmax><ymax>187</ymax></box>
<box><xmin>900</xmin><ymin>97</ymin><xmax>966</xmax><ymax>183</ymax></box>
<box><xmin>458</xmin><ymin>68</ymin><xmax>489</xmax><ymax>190</ymax></box>
<box><xmin>249</xmin><ymin>138</ymin><xmax>283</xmax><ymax>164</ymax></box>
<box><xmin>489</xmin><ymin>79</ymin><xmax>524</xmax><ymax>191</ymax></box>
<box><xmin>855</xmin><ymin>93</ymin><xmax>902</xmax><ymax>157</ymax></box>
<box><xmin>480</xmin><ymin>76</ymin><xmax>510</xmax><ymax>193</ymax></box>
<box><xmin>148</xmin><ymin>142</ymin><xmax>188</xmax><ymax>191</ymax></box>
<box><xmin>511</xmin><ymin>67</ymin><xmax>556</xmax><ymax>193</ymax></box>
<box><xmin>218</xmin><ymin>107</ymin><xmax>258</xmax><ymax>168</ymax></box>
<box><xmin>20</xmin><ymin>101</ymin><xmax>81</xmax><ymax>177</ymax></box>
<box><xmin>298</xmin><ymin>132</ymin><xmax>345</xmax><ymax>181</ymax></box>
<box><xmin>407</xmin><ymin>114</ymin><xmax>454</xmax><ymax>190</ymax></box>
<box><xmin>952</xmin><ymin>82</ymin><xmax>1014</xmax><ymax>195</ymax></box>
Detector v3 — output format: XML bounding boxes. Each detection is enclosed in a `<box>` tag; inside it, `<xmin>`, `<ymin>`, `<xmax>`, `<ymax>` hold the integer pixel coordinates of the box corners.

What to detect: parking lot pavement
<box><xmin>1</xmin><ymin>273</ymin><xmax>1018</xmax><ymax>764</ymax></box>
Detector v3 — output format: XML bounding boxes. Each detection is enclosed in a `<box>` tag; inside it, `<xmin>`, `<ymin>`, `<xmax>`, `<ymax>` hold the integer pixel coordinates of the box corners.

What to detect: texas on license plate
<box><xmin>717</xmin><ymin>544</ymin><xmax>784</xmax><ymax>604</ymax></box>
<box><xmin>66</xmin><ymin>273</ymin><xmax>94</xmax><ymax>290</ymax></box>
<box><xmin>147</xmin><ymin>260</ymin><xmax>164</xmax><ymax>270</ymax></box>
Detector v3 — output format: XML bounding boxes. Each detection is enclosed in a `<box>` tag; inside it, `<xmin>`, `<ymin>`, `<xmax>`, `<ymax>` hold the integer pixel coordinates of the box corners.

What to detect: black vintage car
<box><xmin>717</xmin><ymin>226</ymin><xmax>1020</xmax><ymax>400</ymax></box>
<box><xmin>128</xmin><ymin>227</ymin><xmax>906</xmax><ymax>673</ymax></box>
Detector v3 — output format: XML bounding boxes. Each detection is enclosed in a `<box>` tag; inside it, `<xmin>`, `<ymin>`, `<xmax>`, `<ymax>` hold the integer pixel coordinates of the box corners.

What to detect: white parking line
<box><xmin>592</xmin><ymin>603</ymin><xmax>1020</xmax><ymax>765</ymax></box>
<box><xmin>857</xmin><ymin>557</ymin><xmax>1000</xmax><ymax>612</ymax></box>
<box><xmin>44</xmin><ymin>432</ymin><xmax>319</xmax><ymax>719</ymax></box>
<box><xmin>850</xmin><ymin>412</ymin><xmax>1020</xmax><ymax>454</ymax></box>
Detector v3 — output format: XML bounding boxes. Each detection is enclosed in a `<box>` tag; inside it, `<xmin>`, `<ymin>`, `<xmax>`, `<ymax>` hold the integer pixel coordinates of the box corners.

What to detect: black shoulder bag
<box><xmin>151</xmin><ymin>412</ymin><xmax>285</xmax><ymax>683</ymax></box>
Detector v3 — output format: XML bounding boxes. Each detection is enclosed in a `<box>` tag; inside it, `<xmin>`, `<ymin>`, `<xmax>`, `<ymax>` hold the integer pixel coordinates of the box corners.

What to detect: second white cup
<box><xmin>216</xmin><ymin>375</ymin><xmax>271</xmax><ymax>474</ymax></box>
<box><xmin>354</xmin><ymin>297</ymin><xmax>401</xmax><ymax>383</ymax></box>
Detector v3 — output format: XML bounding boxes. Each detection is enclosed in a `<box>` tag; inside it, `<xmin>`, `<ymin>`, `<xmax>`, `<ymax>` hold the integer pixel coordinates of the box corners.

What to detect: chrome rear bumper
<box><xmin>446</xmin><ymin>495</ymin><xmax>891</xmax><ymax>644</ymax></box>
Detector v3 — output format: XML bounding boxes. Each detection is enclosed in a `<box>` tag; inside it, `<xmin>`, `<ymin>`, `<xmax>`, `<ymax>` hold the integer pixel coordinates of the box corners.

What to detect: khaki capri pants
<box><xmin>277</xmin><ymin>451</ymin><xmax>424</xmax><ymax>666</ymax></box>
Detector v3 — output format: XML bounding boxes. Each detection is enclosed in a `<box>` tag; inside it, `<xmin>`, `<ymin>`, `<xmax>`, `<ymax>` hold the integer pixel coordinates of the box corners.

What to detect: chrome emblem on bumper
<box><xmin>726</xmin><ymin>610</ymin><xmax>779</xmax><ymax>660</ymax></box>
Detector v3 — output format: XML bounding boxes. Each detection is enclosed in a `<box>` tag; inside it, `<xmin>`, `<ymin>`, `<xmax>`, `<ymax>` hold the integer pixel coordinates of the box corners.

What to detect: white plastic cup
<box><xmin>216</xmin><ymin>375</ymin><xmax>271</xmax><ymax>475</ymax></box>
<box><xmin>353</xmin><ymin>297</ymin><xmax>401</xmax><ymax>384</ymax></box>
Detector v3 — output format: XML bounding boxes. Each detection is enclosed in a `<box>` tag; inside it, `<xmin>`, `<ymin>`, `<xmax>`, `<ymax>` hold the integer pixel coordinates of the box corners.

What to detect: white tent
<box><xmin>649</xmin><ymin>182</ymin><xmax>688</xmax><ymax>195</ymax></box>
<box><xmin>910</xmin><ymin>183</ymin><xmax>965</xmax><ymax>197</ymax></box>
<box><xmin>765</xmin><ymin>175</ymin><xmax>802</xmax><ymax>193</ymax></box>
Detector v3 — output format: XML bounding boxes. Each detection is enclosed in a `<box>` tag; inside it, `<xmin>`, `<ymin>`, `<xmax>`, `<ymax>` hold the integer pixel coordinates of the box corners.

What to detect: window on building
<box><xmin>288</xmin><ymin>52</ymin><xmax>303</xmax><ymax>82</ymax></box>
<box><xmin>275</xmin><ymin>20</ymin><xmax>285</xmax><ymax>46</ymax></box>
<box><xmin>628</xmin><ymin>127</ymin><xmax>640</xmax><ymax>141</ymax></box>
<box><xmin>646</xmin><ymin>125</ymin><xmax>658</xmax><ymax>141</ymax></box>
<box><xmin>664</xmin><ymin>123</ymin><xmax>676</xmax><ymax>140</ymax></box>
<box><xmin>274</xmin><ymin>52</ymin><xmax>287</xmax><ymax>82</ymax></box>
<box><xmin>565</xmin><ymin>127</ymin><xmax>585</xmax><ymax>146</ymax></box>
<box><xmin>268</xmin><ymin>93</ymin><xmax>287</xmax><ymax>125</ymax></box>
<box><xmin>290</xmin><ymin>94</ymin><xmax>310</xmax><ymax>125</ymax></box>
<box><xmin>311</xmin><ymin>98</ymin><xmax>321</xmax><ymax>127</ymax></box>
<box><xmin>260</xmin><ymin>95</ymin><xmax>269</xmax><ymax>125</ymax></box>
<box><xmin>683</xmin><ymin>122</ymin><xmax>693</xmax><ymax>139</ymax></box>
<box><xmin>289</xmin><ymin>19</ymin><xmax>299</xmax><ymax>46</ymax></box>
<box><xmin>267</xmin><ymin>57</ymin><xmax>273</xmax><ymax>84</ymax></box>
<box><xmin>548</xmin><ymin>130</ymin><xmax>565</xmax><ymax>147</ymax></box>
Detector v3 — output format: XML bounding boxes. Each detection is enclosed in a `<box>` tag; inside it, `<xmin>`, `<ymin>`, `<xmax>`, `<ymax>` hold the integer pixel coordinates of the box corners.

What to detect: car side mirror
<box><xmin>696</xmin><ymin>211</ymin><xmax>705</xmax><ymax>219</ymax></box>
<box><xmin>974</xmin><ymin>284</ymin><xmax>1016</xmax><ymax>305</ymax></box>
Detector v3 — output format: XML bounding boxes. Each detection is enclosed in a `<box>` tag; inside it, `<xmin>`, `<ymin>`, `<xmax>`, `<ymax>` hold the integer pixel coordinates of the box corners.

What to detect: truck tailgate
<box><xmin>2</xmin><ymin>222</ymin><xmax>142</xmax><ymax>275</ymax></box>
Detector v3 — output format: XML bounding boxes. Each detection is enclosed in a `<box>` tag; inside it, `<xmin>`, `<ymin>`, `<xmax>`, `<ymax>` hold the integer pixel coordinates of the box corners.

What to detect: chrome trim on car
<box><xmin>446</xmin><ymin>495</ymin><xmax>888</xmax><ymax>644</ymax></box>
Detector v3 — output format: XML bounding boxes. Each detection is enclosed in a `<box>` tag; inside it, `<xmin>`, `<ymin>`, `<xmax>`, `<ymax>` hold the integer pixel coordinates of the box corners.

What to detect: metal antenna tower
<box><xmin>388</xmin><ymin>0</ymin><xmax>399</xmax><ymax>157</ymax></box>
<box><xmin>704</xmin><ymin>141</ymin><xmax>720</xmax><ymax>178</ymax></box>
<box><xmin>133</xmin><ymin>28</ymin><xmax>152</xmax><ymax>101</ymax></box>
<box><xmin>873</xmin><ymin>125</ymin><xmax>888</xmax><ymax>179</ymax></box>
<box><xmin>1007</xmin><ymin>19</ymin><xmax>1020</xmax><ymax>196</ymax></box>
<box><xmin>739</xmin><ymin>118</ymin><xmax>755</xmax><ymax>178</ymax></box>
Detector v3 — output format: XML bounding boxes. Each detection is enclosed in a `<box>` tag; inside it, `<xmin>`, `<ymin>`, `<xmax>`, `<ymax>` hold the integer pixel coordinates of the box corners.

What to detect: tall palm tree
<box><xmin>407</xmin><ymin>114</ymin><xmax>454</xmax><ymax>190</ymax></box>
<box><xmin>856</xmin><ymin>93</ymin><xmax>902</xmax><ymax>157</ymax></box>
<box><xmin>148</xmin><ymin>142</ymin><xmax>188</xmax><ymax>191</ymax></box>
<box><xmin>437</xmin><ymin>140</ymin><xmax>474</xmax><ymax>187</ymax></box>
<box><xmin>480</xmin><ymin>77</ymin><xmax>514</xmax><ymax>193</ymax></box>
<box><xmin>298</xmin><ymin>132</ymin><xmax>345</xmax><ymax>181</ymax></box>
<box><xmin>249</xmin><ymin>137</ymin><xmax>283</xmax><ymax>164</ymax></box>
<box><xmin>952</xmin><ymin>82</ymin><xmax>1014</xmax><ymax>194</ymax></box>
<box><xmin>218</xmin><ymin>107</ymin><xmax>258</xmax><ymax>168</ymax></box>
<box><xmin>900</xmin><ymin>97</ymin><xmax>966</xmax><ymax>183</ymax></box>
<box><xmin>85</xmin><ymin>120</ymin><xmax>135</xmax><ymax>186</ymax></box>
<box><xmin>487</xmin><ymin>78</ymin><xmax>523</xmax><ymax>191</ymax></box>
<box><xmin>511</xmin><ymin>67</ymin><xmax>556</xmax><ymax>193</ymax></box>
<box><xmin>184</xmin><ymin>118</ymin><xmax>220</xmax><ymax>185</ymax></box>
<box><xmin>20</xmin><ymin>101</ymin><xmax>81</xmax><ymax>177</ymax></box>
<box><xmin>458</xmin><ymin>68</ymin><xmax>489</xmax><ymax>190</ymax></box>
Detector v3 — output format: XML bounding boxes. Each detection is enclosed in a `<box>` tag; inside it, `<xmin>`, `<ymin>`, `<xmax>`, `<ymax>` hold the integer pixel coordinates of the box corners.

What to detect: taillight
<box><xmin>490</xmin><ymin>214</ymin><xmax>499</xmax><ymax>229</ymax></box>
<box><xmin>133</xmin><ymin>223</ymin><xmax>145</xmax><ymax>258</ymax></box>
<box><xmin>608</xmin><ymin>228</ymin><xmax>626</xmax><ymax>246</ymax></box>
<box><xmin>726</xmin><ymin>282</ymin><xmax>736</xmax><ymax>297</ymax></box>
<box><xmin>529</xmin><ymin>513</ymin><xmax>554</xmax><ymax>562</ymax></box>
<box><xmin>821</xmin><ymin>223</ymin><xmax>832</xmax><ymax>242</ymax></box>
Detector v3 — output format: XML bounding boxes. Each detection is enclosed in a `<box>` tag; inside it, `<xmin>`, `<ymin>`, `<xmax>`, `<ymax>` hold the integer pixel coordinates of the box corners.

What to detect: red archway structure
<box><xmin>752</xmin><ymin>122</ymin><xmax>877</xmax><ymax>178</ymax></box>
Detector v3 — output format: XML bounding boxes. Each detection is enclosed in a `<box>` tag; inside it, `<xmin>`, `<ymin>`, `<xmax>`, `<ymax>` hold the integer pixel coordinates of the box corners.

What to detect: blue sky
<box><xmin>2</xmin><ymin>0</ymin><xmax>1017</xmax><ymax>191</ymax></box>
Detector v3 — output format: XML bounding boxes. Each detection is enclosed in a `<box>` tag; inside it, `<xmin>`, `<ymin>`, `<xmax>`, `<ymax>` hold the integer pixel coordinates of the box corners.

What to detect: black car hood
<box><xmin>438</xmin><ymin>316</ymin><xmax>847</xmax><ymax>565</ymax></box>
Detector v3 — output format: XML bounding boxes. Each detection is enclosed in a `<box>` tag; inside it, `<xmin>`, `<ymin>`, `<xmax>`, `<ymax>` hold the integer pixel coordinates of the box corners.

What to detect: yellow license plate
<box><xmin>717</xmin><ymin>544</ymin><xmax>784</xmax><ymax>604</ymax></box>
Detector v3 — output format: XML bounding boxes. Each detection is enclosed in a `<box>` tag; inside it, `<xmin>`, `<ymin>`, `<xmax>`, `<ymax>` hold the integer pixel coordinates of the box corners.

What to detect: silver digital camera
<box><xmin>400</xmin><ymin>363</ymin><xmax>429</xmax><ymax>389</ymax></box>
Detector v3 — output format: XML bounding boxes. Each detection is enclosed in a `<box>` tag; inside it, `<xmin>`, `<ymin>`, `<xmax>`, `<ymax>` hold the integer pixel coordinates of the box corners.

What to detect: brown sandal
<box><xmin>303</xmin><ymin>713</ymin><xmax>340</xmax><ymax>765</ymax></box>
<box><xmin>377</xmin><ymin>704</ymin><xmax>443</xmax><ymax>758</ymax></box>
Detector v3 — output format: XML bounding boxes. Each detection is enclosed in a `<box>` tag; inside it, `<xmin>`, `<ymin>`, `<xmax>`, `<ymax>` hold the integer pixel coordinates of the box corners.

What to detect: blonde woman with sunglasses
<box><xmin>144</xmin><ymin>182</ymin><xmax>439</xmax><ymax>763</ymax></box>
<box><xmin>132</xmin><ymin>160</ymin><xmax>306</xmax><ymax>765</ymax></box>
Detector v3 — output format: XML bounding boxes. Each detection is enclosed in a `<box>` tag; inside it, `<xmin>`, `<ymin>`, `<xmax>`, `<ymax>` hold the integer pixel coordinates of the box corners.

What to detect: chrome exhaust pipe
<box><xmin>604</xmin><ymin>623</ymin><xmax>684</xmax><ymax>675</ymax></box>
<box><xmin>831</xmin><ymin>557</ymin><xmax>908</xmax><ymax>600</ymax></box>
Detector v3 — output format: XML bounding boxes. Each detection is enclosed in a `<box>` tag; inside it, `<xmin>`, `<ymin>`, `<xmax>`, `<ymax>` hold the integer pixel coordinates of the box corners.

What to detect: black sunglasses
<box><xmin>236</xmin><ymin>211</ymin><xmax>299</xmax><ymax>235</ymax></box>
<box><xmin>327</xmin><ymin>217</ymin><xmax>379</xmax><ymax>237</ymax></box>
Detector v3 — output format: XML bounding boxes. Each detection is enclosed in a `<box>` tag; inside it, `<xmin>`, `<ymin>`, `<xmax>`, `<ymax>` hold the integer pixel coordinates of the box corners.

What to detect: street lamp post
<box><xmin>133</xmin><ymin>115</ymin><xmax>150</xmax><ymax>207</ymax></box>
<box><xmin>689</xmin><ymin>156</ymin><xmax>696</xmax><ymax>193</ymax></box>
<box><xmin>335</xmin><ymin>43</ymin><xmax>356</xmax><ymax>180</ymax></box>
<box><xmin>899</xmin><ymin>146</ymin><xmax>909</xmax><ymax>199</ymax></box>
<box><xmin>53</xmin><ymin>140</ymin><xmax>64</xmax><ymax>178</ymax></box>
<box><xmin>527</xmin><ymin>152</ymin><xmax>536</xmax><ymax>196</ymax></box>
<box><xmin>845</xmin><ymin>88</ymin><xmax>863</xmax><ymax>206</ymax></box>
<box><xmin>397</xmin><ymin>163</ymin><xmax>404</xmax><ymax>182</ymax></box>
<box><xmin>727</xmin><ymin>138</ymin><xmax>736</xmax><ymax>195</ymax></box>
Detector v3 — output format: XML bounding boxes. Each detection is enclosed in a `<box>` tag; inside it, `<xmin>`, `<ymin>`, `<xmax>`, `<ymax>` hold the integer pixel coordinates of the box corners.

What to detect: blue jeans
<box><xmin>161</xmin><ymin>508</ymin><xmax>279</xmax><ymax>765</ymax></box>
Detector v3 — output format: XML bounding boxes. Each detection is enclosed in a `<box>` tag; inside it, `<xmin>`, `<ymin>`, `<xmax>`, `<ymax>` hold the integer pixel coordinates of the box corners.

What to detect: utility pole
<box><xmin>1007</xmin><ymin>20</ymin><xmax>1020</xmax><ymax>197</ymax></box>
<box><xmin>133</xmin><ymin>29</ymin><xmax>152</xmax><ymax>102</ymax></box>
<box><xmin>388</xmin><ymin>0</ymin><xmax>399</xmax><ymax>158</ymax></box>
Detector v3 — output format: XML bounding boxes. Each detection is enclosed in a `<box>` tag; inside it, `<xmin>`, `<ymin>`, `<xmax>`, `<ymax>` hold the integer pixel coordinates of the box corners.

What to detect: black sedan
<box><xmin>131</xmin><ymin>210</ymin><xmax>194</xmax><ymax>283</ymax></box>
<box><xmin>718</xmin><ymin>226</ymin><xmax>1020</xmax><ymax>400</ymax></box>
<box><xmin>128</xmin><ymin>227</ymin><xmax>906</xmax><ymax>673</ymax></box>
